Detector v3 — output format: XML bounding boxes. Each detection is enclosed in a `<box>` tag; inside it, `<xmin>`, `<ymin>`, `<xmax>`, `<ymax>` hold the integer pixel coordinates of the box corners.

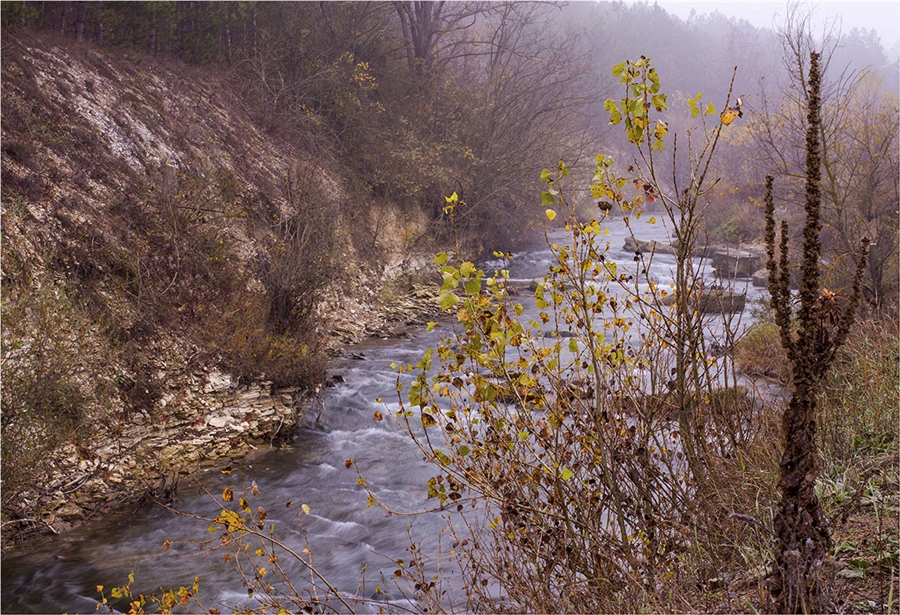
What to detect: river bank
<box><xmin>1</xmin><ymin>276</ymin><xmax>443</xmax><ymax>552</ymax></box>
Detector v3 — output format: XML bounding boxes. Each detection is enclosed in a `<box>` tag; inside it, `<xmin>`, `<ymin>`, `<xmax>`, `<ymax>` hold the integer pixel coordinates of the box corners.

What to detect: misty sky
<box><xmin>633</xmin><ymin>0</ymin><xmax>900</xmax><ymax>54</ymax></box>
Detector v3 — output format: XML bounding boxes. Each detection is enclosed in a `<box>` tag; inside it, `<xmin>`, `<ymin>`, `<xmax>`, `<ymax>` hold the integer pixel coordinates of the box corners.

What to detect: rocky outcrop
<box><xmin>327</xmin><ymin>281</ymin><xmax>442</xmax><ymax>345</ymax></box>
<box><xmin>13</xmin><ymin>370</ymin><xmax>304</xmax><ymax>537</ymax></box>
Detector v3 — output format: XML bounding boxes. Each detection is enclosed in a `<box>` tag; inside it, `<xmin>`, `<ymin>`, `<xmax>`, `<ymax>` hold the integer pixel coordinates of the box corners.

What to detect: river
<box><xmin>1</xmin><ymin>216</ymin><xmax>767</xmax><ymax>613</ymax></box>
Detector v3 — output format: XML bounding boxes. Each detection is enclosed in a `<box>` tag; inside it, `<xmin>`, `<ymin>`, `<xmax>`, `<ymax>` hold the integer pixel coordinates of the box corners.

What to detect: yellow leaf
<box><xmin>720</xmin><ymin>107</ymin><xmax>740</xmax><ymax>125</ymax></box>
<box><xmin>222</xmin><ymin>487</ymin><xmax>233</xmax><ymax>502</ymax></box>
<box><xmin>301</xmin><ymin>503</ymin><xmax>311</xmax><ymax>515</ymax></box>
<box><xmin>545</xmin><ymin>209</ymin><xmax>557</xmax><ymax>221</ymax></box>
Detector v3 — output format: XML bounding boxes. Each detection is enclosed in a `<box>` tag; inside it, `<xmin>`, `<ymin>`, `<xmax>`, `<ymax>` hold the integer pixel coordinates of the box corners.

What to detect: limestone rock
<box><xmin>207</xmin><ymin>415</ymin><xmax>235</xmax><ymax>429</ymax></box>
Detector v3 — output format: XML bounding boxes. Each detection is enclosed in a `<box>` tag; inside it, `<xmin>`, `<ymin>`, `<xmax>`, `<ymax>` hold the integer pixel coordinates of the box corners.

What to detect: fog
<box><xmin>643</xmin><ymin>0</ymin><xmax>900</xmax><ymax>52</ymax></box>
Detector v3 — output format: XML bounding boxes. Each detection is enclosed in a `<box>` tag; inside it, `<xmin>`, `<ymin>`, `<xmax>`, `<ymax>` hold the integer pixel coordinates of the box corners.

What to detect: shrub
<box><xmin>199</xmin><ymin>292</ymin><xmax>327</xmax><ymax>390</ymax></box>
<box><xmin>0</xmin><ymin>283</ymin><xmax>107</xmax><ymax>515</ymax></box>
<box><xmin>734</xmin><ymin>319</ymin><xmax>791</xmax><ymax>382</ymax></box>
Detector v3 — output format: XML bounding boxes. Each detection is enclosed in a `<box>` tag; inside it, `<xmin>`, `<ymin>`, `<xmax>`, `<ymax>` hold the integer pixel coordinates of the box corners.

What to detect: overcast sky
<box><xmin>631</xmin><ymin>0</ymin><xmax>900</xmax><ymax>54</ymax></box>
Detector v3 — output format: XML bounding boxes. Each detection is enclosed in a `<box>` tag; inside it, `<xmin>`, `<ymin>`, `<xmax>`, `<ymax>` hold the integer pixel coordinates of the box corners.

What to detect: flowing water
<box><xmin>1</xmin><ymin>217</ymin><xmax>767</xmax><ymax>613</ymax></box>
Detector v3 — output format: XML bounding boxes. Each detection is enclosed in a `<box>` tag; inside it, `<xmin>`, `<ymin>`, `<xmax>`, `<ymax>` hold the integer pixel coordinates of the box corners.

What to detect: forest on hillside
<box><xmin>4</xmin><ymin>0</ymin><xmax>897</xmax><ymax>255</ymax></box>
<box><xmin>1</xmin><ymin>2</ymin><xmax>898</xmax><ymax>613</ymax></box>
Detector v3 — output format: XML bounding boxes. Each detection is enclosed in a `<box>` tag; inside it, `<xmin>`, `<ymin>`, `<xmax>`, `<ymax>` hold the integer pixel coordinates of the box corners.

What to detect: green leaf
<box><xmin>540</xmin><ymin>168</ymin><xmax>551</xmax><ymax>182</ymax></box>
<box><xmin>438</xmin><ymin>288</ymin><xmax>459</xmax><ymax>310</ymax></box>
<box><xmin>561</xmin><ymin>467</ymin><xmax>574</xmax><ymax>481</ymax></box>
<box><xmin>651</xmin><ymin>93</ymin><xmax>667</xmax><ymax>111</ymax></box>
<box><xmin>483</xmin><ymin>383</ymin><xmax>498</xmax><ymax>402</ymax></box>
<box><xmin>458</xmin><ymin>445</ymin><xmax>470</xmax><ymax>457</ymax></box>
<box><xmin>568</xmin><ymin>337</ymin><xmax>578</xmax><ymax>353</ymax></box>
<box><xmin>541</xmin><ymin>191</ymin><xmax>556</xmax><ymax>206</ymax></box>
<box><xmin>464</xmin><ymin>277</ymin><xmax>481</xmax><ymax>295</ymax></box>
<box><xmin>705</xmin><ymin>103</ymin><xmax>716</xmax><ymax>116</ymax></box>
<box><xmin>433</xmin><ymin>252</ymin><xmax>449</xmax><ymax>265</ymax></box>
<box><xmin>604</xmin><ymin>98</ymin><xmax>622</xmax><ymax>124</ymax></box>
<box><xmin>440</xmin><ymin>267</ymin><xmax>459</xmax><ymax>289</ymax></box>
<box><xmin>612</xmin><ymin>61</ymin><xmax>626</xmax><ymax>77</ymax></box>
<box><xmin>687</xmin><ymin>96</ymin><xmax>699</xmax><ymax>118</ymax></box>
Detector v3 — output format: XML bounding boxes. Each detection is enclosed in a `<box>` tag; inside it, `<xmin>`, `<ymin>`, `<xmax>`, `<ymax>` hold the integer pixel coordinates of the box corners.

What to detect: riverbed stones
<box><xmin>661</xmin><ymin>289</ymin><xmax>747</xmax><ymax>314</ymax></box>
<box><xmin>623</xmin><ymin>236</ymin><xmax>677</xmax><ymax>255</ymax></box>
<box><xmin>708</xmin><ymin>247</ymin><xmax>766</xmax><ymax>278</ymax></box>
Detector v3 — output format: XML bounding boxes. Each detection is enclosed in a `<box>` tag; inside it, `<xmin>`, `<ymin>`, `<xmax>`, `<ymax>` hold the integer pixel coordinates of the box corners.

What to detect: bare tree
<box><xmin>392</xmin><ymin>1</ymin><xmax>486</xmax><ymax>78</ymax></box>
<box><xmin>751</xmin><ymin>3</ymin><xmax>899</xmax><ymax>308</ymax></box>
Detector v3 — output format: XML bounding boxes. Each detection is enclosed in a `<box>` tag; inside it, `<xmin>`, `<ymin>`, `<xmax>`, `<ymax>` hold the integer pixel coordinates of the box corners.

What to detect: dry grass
<box><xmin>729</xmin><ymin>313</ymin><xmax>899</xmax><ymax>613</ymax></box>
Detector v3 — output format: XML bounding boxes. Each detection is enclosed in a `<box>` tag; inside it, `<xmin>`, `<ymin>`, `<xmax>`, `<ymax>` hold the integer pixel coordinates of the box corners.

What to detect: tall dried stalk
<box><xmin>764</xmin><ymin>51</ymin><xmax>869</xmax><ymax>614</ymax></box>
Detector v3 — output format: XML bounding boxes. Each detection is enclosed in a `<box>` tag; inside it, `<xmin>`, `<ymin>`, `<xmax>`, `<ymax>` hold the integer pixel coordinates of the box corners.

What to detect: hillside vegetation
<box><xmin>0</xmin><ymin>1</ymin><xmax>593</xmax><ymax>543</ymax></box>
